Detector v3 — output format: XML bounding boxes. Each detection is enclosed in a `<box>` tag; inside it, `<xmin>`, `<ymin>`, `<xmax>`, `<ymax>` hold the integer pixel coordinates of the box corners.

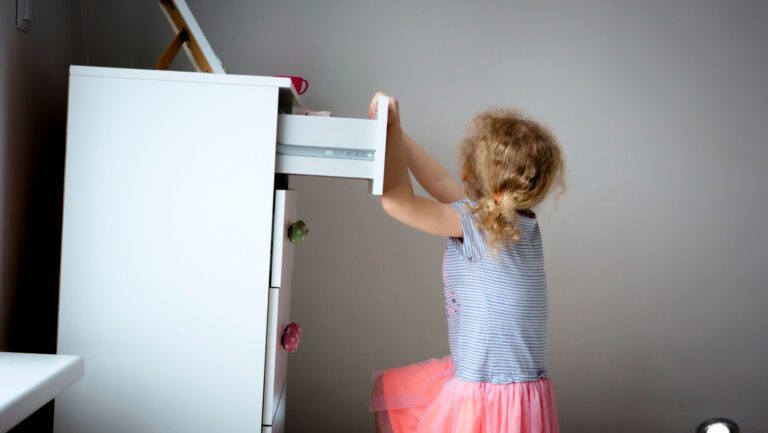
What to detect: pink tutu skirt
<box><xmin>370</xmin><ymin>355</ymin><xmax>559</xmax><ymax>433</ymax></box>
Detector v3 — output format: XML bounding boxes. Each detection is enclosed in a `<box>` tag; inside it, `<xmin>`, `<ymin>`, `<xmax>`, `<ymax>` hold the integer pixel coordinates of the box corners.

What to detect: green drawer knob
<box><xmin>288</xmin><ymin>220</ymin><xmax>309</xmax><ymax>244</ymax></box>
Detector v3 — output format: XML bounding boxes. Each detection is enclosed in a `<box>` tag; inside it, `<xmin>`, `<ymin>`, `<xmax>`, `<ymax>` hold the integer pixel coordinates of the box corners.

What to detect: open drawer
<box><xmin>275</xmin><ymin>96</ymin><xmax>389</xmax><ymax>195</ymax></box>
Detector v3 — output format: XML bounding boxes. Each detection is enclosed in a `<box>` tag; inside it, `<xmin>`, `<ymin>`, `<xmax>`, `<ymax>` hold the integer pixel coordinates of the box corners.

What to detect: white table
<box><xmin>0</xmin><ymin>353</ymin><xmax>83</xmax><ymax>433</ymax></box>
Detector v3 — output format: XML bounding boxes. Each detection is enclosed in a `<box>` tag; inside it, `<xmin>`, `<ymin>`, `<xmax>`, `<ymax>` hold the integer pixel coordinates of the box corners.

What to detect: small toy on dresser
<box><xmin>274</xmin><ymin>75</ymin><xmax>309</xmax><ymax>95</ymax></box>
<box><xmin>274</xmin><ymin>75</ymin><xmax>333</xmax><ymax>115</ymax></box>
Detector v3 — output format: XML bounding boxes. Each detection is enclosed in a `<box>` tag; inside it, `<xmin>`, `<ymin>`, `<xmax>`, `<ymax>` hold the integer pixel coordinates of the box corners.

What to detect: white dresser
<box><xmin>55</xmin><ymin>65</ymin><xmax>388</xmax><ymax>433</ymax></box>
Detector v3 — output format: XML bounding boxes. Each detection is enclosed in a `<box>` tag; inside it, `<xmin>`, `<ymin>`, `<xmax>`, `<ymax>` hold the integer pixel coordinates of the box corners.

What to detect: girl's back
<box><xmin>444</xmin><ymin>199</ymin><xmax>548</xmax><ymax>384</ymax></box>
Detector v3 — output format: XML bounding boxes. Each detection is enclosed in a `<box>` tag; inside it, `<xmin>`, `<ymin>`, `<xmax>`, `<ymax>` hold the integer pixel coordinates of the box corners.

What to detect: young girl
<box><xmin>367</xmin><ymin>92</ymin><xmax>564</xmax><ymax>433</ymax></box>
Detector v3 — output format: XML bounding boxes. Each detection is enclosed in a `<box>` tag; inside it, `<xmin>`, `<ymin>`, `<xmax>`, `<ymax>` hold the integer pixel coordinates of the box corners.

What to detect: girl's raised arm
<box><xmin>401</xmin><ymin>131</ymin><xmax>466</xmax><ymax>204</ymax></box>
<box><xmin>370</xmin><ymin>92</ymin><xmax>463</xmax><ymax>238</ymax></box>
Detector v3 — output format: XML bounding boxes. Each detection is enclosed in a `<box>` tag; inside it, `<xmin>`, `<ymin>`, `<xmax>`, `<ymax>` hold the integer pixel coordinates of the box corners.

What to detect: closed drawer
<box><xmin>262</xmin><ymin>380</ymin><xmax>287</xmax><ymax>433</ymax></box>
<box><xmin>270</xmin><ymin>190</ymin><xmax>298</xmax><ymax>288</ymax></box>
<box><xmin>262</xmin><ymin>284</ymin><xmax>292</xmax><ymax>425</ymax></box>
<box><xmin>264</xmin><ymin>189</ymin><xmax>298</xmax><ymax>424</ymax></box>
<box><xmin>275</xmin><ymin>96</ymin><xmax>389</xmax><ymax>195</ymax></box>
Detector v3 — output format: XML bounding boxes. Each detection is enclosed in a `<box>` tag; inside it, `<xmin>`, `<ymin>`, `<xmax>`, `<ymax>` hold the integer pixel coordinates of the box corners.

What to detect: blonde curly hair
<box><xmin>458</xmin><ymin>107</ymin><xmax>565</xmax><ymax>249</ymax></box>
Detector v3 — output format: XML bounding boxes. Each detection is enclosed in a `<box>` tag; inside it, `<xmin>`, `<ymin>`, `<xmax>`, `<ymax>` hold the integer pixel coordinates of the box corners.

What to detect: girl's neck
<box><xmin>463</xmin><ymin>189</ymin><xmax>535</xmax><ymax>218</ymax></box>
<box><xmin>464</xmin><ymin>191</ymin><xmax>536</xmax><ymax>218</ymax></box>
<box><xmin>516</xmin><ymin>209</ymin><xmax>536</xmax><ymax>218</ymax></box>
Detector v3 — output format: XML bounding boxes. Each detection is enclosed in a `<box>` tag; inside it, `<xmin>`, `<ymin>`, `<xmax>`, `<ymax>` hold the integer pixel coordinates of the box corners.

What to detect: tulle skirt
<box><xmin>370</xmin><ymin>355</ymin><xmax>559</xmax><ymax>433</ymax></box>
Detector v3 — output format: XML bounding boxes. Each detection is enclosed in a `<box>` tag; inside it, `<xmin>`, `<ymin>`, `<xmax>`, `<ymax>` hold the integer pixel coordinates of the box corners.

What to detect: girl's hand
<box><xmin>368</xmin><ymin>91</ymin><xmax>400</xmax><ymax>127</ymax></box>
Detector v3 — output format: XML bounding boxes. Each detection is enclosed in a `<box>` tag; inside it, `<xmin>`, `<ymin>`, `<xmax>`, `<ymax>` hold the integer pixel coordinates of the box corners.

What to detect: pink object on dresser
<box><xmin>275</xmin><ymin>75</ymin><xmax>309</xmax><ymax>95</ymax></box>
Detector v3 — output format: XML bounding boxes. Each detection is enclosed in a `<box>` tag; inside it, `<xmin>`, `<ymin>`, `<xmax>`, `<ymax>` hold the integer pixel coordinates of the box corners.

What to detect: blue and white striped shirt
<box><xmin>442</xmin><ymin>198</ymin><xmax>549</xmax><ymax>384</ymax></box>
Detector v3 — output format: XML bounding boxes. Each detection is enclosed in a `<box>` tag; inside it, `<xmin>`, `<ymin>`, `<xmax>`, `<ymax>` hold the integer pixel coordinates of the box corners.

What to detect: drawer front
<box><xmin>275</xmin><ymin>95</ymin><xmax>389</xmax><ymax>195</ymax></box>
<box><xmin>262</xmin><ymin>381</ymin><xmax>287</xmax><ymax>433</ymax></box>
<box><xmin>262</xmin><ymin>285</ymin><xmax>292</xmax><ymax>424</ymax></box>
<box><xmin>270</xmin><ymin>190</ymin><xmax>298</xmax><ymax>287</ymax></box>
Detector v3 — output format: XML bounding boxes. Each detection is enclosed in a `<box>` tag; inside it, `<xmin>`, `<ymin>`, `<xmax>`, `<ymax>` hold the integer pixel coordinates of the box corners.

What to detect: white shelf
<box><xmin>0</xmin><ymin>353</ymin><xmax>83</xmax><ymax>433</ymax></box>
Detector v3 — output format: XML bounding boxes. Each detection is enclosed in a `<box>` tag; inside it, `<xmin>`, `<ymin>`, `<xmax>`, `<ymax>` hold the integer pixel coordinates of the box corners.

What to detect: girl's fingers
<box><xmin>369</xmin><ymin>92</ymin><xmax>393</xmax><ymax>119</ymax></box>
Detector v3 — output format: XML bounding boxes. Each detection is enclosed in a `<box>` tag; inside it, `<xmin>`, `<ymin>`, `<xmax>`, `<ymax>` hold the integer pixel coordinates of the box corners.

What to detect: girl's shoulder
<box><xmin>447</xmin><ymin>198</ymin><xmax>485</xmax><ymax>260</ymax></box>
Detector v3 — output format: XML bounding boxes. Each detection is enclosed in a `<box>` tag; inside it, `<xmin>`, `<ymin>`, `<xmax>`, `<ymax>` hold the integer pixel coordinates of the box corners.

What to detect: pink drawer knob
<box><xmin>281</xmin><ymin>322</ymin><xmax>301</xmax><ymax>353</ymax></box>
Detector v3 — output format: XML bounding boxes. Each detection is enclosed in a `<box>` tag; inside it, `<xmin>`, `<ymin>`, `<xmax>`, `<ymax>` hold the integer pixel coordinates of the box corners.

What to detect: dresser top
<box><xmin>70</xmin><ymin>65</ymin><xmax>303</xmax><ymax>106</ymax></box>
<box><xmin>71</xmin><ymin>65</ymin><xmax>290</xmax><ymax>86</ymax></box>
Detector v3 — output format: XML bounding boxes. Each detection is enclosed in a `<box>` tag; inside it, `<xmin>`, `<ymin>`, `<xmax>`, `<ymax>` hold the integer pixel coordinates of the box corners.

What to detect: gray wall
<box><xmin>0</xmin><ymin>0</ymin><xmax>85</xmax><ymax>431</ymax></box>
<box><xmin>69</xmin><ymin>0</ymin><xmax>768</xmax><ymax>432</ymax></box>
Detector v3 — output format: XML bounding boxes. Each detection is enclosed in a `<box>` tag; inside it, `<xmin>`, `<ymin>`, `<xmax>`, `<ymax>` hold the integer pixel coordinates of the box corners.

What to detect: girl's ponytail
<box><xmin>473</xmin><ymin>191</ymin><xmax>521</xmax><ymax>253</ymax></box>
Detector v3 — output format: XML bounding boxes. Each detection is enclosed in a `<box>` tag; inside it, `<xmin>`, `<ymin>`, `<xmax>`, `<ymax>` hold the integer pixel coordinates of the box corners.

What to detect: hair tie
<box><xmin>493</xmin><ymin>193</ymin><xmax>501</xmax><ymax>204</ymax></box>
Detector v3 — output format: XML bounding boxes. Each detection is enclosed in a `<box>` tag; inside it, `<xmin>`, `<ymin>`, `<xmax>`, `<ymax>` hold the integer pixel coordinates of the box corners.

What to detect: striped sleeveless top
<box><xmin>442</xmin><ymin>198</ymin><xmax>549</xmax><ymax>383</ymax></box>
